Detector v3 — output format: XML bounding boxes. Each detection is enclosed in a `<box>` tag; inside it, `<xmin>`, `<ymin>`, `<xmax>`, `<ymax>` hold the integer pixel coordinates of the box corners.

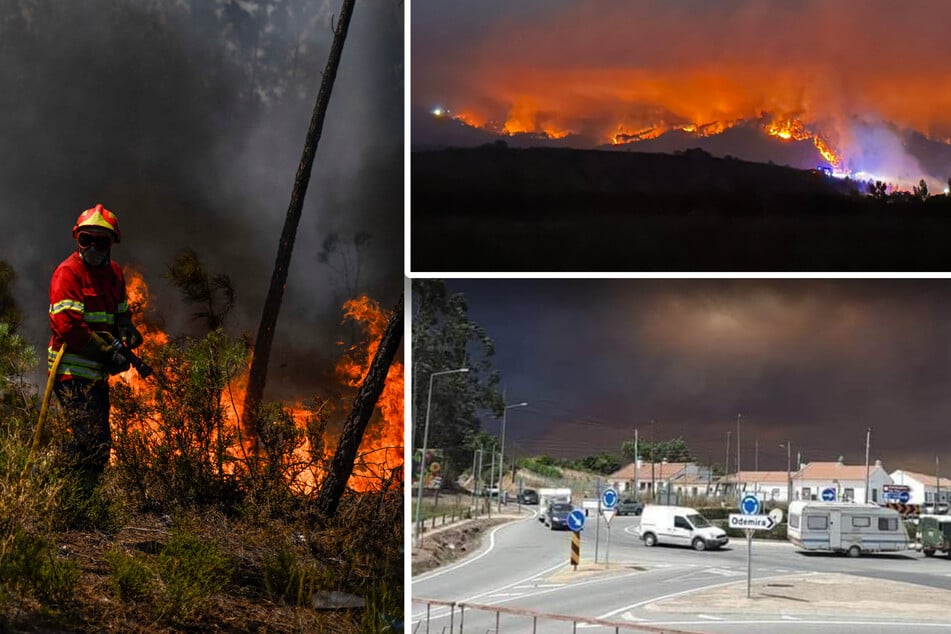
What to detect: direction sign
<box><xmin>899</xmin><ymin>491</ymin><xmax>911</xmax><ymax>503</ymax></box>
<box><xmin>729</xmin><ymin>514</ymin><xmax>777</xmax><ymax>530</ymax></box>
<box><xmin>601</xmin><ymin>487</ymin><xmax>618</xmax><ymax>510</ymax></box>
<box><xmin>821</xmin><ymin>487</ymin><xmax>836</xmax><ymax>502</ymax></box>
<box><xmin>567</xmin><ymin>509</ymin><xmax>586</xmax><ymax>532</ymax></box>
<box><xmin>740</xmin><ymin>495</ymin><xmax>760</xmax><ymax>515</ymax></box>
<box><xmin>601</xmin><ymin>508</ymin><xmax>617</xmax><ymax>524</ymax></box>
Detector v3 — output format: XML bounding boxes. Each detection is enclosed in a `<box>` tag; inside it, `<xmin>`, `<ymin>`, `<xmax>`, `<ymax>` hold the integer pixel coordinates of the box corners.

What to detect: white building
<box><xmin>888</xmin><ymin>470</ymin><xmax>951</xmax><ymax>506</ymax></box>
<box><xmin>793</xmin><ymin>458</ymin><xmax>893</xmax><ymax>503</ymax></box>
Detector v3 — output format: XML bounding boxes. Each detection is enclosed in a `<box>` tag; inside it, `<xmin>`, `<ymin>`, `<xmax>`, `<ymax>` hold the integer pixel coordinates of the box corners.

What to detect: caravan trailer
<box><xmin>787</xmin><ymin>501</ymin><xmax>908</xmax><ymax>557</ymax></box>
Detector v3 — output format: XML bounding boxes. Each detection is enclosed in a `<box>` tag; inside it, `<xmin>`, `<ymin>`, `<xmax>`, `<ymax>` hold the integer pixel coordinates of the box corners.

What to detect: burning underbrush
<box><xmin>0</xmin><ymin>272</ymin><xmax>404</xmax><ymax>631</ymax></box>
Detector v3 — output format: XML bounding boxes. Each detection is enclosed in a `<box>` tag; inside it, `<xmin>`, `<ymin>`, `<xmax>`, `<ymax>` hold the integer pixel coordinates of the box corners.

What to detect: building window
<box><xmin>802</xmin><ymin>487</ymin><xmax>811</xmax><ymax>500</ymax></box>
<box><xmin>844</xmin><ymin>488</ymin><xmax>854</xmax><ymax>501</ymax></box>
<box><xmin>806</xmin><ymin>515</ymin><xmax>828</xmax><ymax>530</ymax></box>
<box><xmin>872</xmin><ymin>489</ymin><xmax>878</xmax><ymax>502</ymax></box>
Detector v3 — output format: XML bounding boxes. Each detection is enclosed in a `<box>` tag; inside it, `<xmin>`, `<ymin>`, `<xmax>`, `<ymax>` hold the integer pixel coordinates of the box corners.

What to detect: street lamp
<box><xmin>414</xmin><ymin>367</ymin><xmax>469</xmax><ymax>547</ymax></box>
<box><xmin>498</xmin><ymin>401</ymin><xmax>528</xmax><ymax>512</ymax></box>
<box><xmin>780</xmin><ymin>441</ymin><xmax>792</xmax><ymax>503</ymax></box>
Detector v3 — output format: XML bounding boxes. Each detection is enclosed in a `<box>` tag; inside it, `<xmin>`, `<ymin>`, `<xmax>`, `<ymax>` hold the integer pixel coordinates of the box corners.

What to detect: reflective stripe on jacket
<box><xmin>48</xmin><ymin>252</ymin><xmax>129</xmax><ymax>382</ymax></box>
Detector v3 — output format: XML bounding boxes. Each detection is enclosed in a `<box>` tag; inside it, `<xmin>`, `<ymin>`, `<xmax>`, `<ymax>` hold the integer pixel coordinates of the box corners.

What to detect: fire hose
<box><xmin>23</xmin><ymin>343</ymin><xmax>66</xmax><ymax>479</ymax></box>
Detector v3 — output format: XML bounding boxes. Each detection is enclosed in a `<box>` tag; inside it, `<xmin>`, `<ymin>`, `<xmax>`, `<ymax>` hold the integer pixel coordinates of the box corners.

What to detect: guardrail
<box><xmin>411</xmin><ymin>597</ymin><xmax>704</xmax><ymax>633</ymax></box>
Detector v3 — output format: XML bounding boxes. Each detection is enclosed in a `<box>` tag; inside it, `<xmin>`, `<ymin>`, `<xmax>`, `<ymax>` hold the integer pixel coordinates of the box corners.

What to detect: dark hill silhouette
<box><xmin>411</xmin><ymin>145</ymin><xmax>951</xmax><ymax>272</ymax></box>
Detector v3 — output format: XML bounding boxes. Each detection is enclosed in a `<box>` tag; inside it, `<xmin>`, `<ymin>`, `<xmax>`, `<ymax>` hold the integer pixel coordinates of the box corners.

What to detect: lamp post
<box><xmin>498</xmin><ymin>401</ymin><xmax>528</xmax><ymax>512</ymax></box>
<box><xmin>780</xmin><ymin>441</ymin><xmax>792</xmax><ymax>503</ymax></box>
<box><xmin>864</xmin><ymin>427</ymin><xmax>872</xmax><ymax>503</ymax></box>
<box><xmin>414</xmin><ymin>367</ymin><xmax>468</xmax><ymax>547</ymax></box>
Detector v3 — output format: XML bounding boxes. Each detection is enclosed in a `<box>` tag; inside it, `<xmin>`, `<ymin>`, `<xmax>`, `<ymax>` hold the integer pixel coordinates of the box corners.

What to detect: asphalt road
<box><xmin>411</xmin><ymin>510</ymin><xmax>951</xmax><ymax>633</ymax></box>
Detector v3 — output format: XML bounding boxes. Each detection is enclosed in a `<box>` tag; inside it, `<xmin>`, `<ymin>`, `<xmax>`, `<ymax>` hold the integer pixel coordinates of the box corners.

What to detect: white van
<box><xmin>787</xmin><ymin>501</ymin><xmax>908</xmax><ymax>557</ymax></box>
<box><xmin>637</xmin><ymin>505</ymin><xmax>729</xmax><ymax>551</ymax></box>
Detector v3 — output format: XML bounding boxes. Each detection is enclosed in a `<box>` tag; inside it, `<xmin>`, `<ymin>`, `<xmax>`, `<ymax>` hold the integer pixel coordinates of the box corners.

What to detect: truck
<box><xmin>537</xmin><ymin>487</ymin><xmax>572</xmax><ymax>524</ymax></box>
<box><xmin>787</xmin><ymin>501</ymin><xmax>909</xmax><ymax>557</ymax></box>
<box><xmin>637</xmin><ymin>505</ymin><xmax>728</xmax><ymax>551</ymax></box>
<box><xmin>918</xmin><ymin>514</ymin><xmax>951</xmax><ymax>557</ymax></box>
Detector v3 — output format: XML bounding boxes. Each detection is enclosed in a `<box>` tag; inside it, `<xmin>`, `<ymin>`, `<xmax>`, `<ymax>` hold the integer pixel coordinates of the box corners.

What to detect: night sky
<box><xmin>445</xmin><ymin>278</ymin><xmax>951</xmax><ymax>476</ymax></box>
<box><xmin>412</xmin><ymin>0</ymin><xmax>951</xmax><ymax>185</ymax></box>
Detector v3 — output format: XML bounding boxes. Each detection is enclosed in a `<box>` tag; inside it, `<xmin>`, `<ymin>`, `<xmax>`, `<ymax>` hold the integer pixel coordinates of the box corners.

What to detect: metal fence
<box><xmin>411</xmin><ymin>597</ymin><xmax>703</xmax><ymax>634</ymax></box>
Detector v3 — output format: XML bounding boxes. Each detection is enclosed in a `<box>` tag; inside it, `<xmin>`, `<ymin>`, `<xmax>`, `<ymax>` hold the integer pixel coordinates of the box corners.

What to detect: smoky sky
<box><xmin>412</xmin><ymin>0</ymin><xmax>951</xmax><ymax>179</ymax></box>
<box><xmin>1</xmin><ymin>1</ymin><xmax>403</xmax><ymax>402</ymax></box>
<box><xmin>442</xmin><ymin>279</ymin><xmax>951</xmax><ymax>475</ymax></box>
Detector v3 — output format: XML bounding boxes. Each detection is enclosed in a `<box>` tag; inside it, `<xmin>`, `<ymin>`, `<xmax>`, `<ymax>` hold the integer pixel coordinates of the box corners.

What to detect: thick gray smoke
<box><xmin>0</xmin><ymin>1</ymin><xmax>403</xmax><ymax>401</ymax></box>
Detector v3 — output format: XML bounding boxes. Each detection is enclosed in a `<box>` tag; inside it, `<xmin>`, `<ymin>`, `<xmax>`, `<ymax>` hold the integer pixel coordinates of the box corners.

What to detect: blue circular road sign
<box><xmin>899</xmin><ymin>491</ymin><xmax>911</xmax><ymax>503</ymax></box>
<box><xmin>601</xmin><ymin>488</ymin><xmax>618</xmax><ymax>510</ymax></box>
<box><xmin>567</xmin><ymin>509</ymin><xmax>586</xmax><ymax>532</ymax></box>
<box><xmin>821</xmin><ymin>487</ymin><xmax>836</xmax><ymax>502</ymax></box>
<box><xmin>740</xmin><ymin>495</ymin><xmax>760</xmax><ymax>515</ymax></box>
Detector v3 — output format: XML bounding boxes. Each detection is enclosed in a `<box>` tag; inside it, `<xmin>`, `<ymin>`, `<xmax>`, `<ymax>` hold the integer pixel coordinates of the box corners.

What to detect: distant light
<box><xmin>432</xmin><ymin>107</ymin><xmax>444</xmax><ymax>117</ymax></box>
<box><xmin>945</xmin><ymin>186</ymin><xmax>950</xmax><ymax>195</ymax></box>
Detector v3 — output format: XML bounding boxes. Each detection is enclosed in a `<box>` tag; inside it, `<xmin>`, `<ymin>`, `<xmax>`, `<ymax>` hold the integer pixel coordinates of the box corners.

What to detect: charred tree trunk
<box><xmin>316</xmin><ymin>294</ymin><xmax>403</xmax><ymax>518</ymax></box>
<box><xmin>243</xmin><ymin>0</ymin><xmax>357</xmax><ymax>446</ymax></box>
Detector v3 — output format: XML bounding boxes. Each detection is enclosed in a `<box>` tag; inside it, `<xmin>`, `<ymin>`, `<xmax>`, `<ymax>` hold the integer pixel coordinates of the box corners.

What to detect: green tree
<box><xmin>621</xmin><ymin>436</ymin><xmax>692</xmax><ymax>464</ymax></box>
<box><xmin>412</xmin><ymin>280</ymin><xmax>502</xmax><ymax>482</ymax></box>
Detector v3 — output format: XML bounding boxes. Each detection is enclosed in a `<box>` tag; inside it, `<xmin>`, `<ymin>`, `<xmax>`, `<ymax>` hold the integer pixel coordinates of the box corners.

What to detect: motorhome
<box><xmin>637</xmin><ymin>505</ymin><xmax>728</xmax><ymax>551</ymax></box>
<box><xmin>537</xmin><ymin>487</ymin><xmax>572</xmax><ymax>524</ymax></box>
<box><xmin>787</xmin><ymin>501</ymin><xmax>909</xmax><ymax>557</ymax></box>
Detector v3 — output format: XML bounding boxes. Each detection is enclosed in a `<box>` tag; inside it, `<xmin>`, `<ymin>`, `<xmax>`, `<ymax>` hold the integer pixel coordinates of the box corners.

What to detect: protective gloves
<box><xmin>116</xmin><ymin>314</ymin><xmax>143</xmax><ymax>349</ymax></box>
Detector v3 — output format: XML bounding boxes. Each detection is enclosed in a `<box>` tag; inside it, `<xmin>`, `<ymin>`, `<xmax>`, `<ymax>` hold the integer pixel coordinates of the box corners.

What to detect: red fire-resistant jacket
<box><xmin>48</xmin><ymin>252</ymin><xmax>129</xmax><ymax>381</ymax></box>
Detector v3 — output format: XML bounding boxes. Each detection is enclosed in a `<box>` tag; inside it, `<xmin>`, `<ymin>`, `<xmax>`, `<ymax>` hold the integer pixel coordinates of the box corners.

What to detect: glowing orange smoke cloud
<box><xmin>112</xmin><ymin>270</ymin><xmax>402</xmax><ymax>493</ymax></box>
<box><xmin>415</xmin><ymin>0</ymin><xmax>951</xmax><ymax>177</ymax></box>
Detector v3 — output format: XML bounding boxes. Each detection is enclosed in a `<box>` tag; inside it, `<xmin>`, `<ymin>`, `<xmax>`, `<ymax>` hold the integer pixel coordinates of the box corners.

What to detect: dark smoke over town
<box><xmin>0</xmin><ymin>0</ymin><xmax>403</xmax><ymax>401</ymax></box>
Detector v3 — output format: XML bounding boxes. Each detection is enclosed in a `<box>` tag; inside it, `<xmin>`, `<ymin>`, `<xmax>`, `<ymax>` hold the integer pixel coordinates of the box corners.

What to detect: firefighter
<box><xmin>48</xmin><ymin>204</ymin><xmax>143</xmax><ymax>489</ymax></box>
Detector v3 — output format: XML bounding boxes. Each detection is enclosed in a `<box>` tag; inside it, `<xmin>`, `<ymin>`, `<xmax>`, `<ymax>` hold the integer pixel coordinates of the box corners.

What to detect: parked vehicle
<box><xmin>787</xmin><ymin>501</ymin><xmax>909</xmax><ymax>557</ymax></box>
<box><xmin>518</xmin><ymin>488</ymin><xmax>539</xmax><ymax>505</ymax></box>
<box><xmin>546</xmin><ymin>502</ymin><xmax>573</xmax><ymax>530</ymax></box>
<box><xmin>637</xmin><ymin>505</ymin><xmax>728</xmax><ymax>551</ymax></box>
<box><xmin>918</xmin><ymin>514</ymin><xmax>951</xmax><ymax>557</ymax></box>
<box><xmin>537</xmin><ymin>487</ymin><xmax>572</xmax><ymax>523</ymax></box>
<box><xmin>617</xmin><ymin>498</ymin><xmax>644</xmax><ymax>516</ymax></box>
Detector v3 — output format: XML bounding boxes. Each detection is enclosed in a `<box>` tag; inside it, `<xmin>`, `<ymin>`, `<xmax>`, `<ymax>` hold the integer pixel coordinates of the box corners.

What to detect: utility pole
<box><xmin>725</xmin><ymin>430</ymin><xmax>732</xmax><ymax>499</ymax></box>
<box><xmin>864</xmin><ymin>427</ymin><xmax>872</xmax><ymax>503</ymax></box>
<box><xmin>736</xmin><ymin>413</ymin><xmax>742</xmax><ymax>476</ymax></box>
<box><xmin>634</xmin><ymin>428</ymin><xmax>639</xmax><ymax>497</ymax></box>
<box><xmin>937</xmin><ymin>455</ymin><xmax>941</xmax><ymax>509</ymax></box>
<box><xmin>650</xmin><ymin>420</ymin><xmax>656</xmax><ymax>502</ymax></box>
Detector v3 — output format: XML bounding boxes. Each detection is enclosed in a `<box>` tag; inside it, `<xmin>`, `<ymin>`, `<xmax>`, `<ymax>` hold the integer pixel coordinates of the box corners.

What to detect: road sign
<box><xmin>567</xmin><ymin>509</ymin><xmax>586</xmax><ymax>532</ymax></box>
<box><xmin>899</xmin><ymin>491</ymin><xmax>911</xmax><ymax>503</ymax></box>
<box><xmin>740</xmin><ymin>495</ymin><xmax>760</xmax><ymax>515</ymax></box>
<box><xmin>821</xmin><ymin>487</ymin><xmax>836</xmax><ymax>502</ymax></box>
<box><xmin>601</xmin><ymin>508</ymin><xmax>617</xmax><ymax>524</ymax></box>
<box><xmin>729</xmin><ymin>514</ymin><xmax>777</xmax><ymax>530</ymax></box>
<box><xmin>601</xmin><ymin>487</ymin><xmax>618</xmax><ymax>510</ymax></box>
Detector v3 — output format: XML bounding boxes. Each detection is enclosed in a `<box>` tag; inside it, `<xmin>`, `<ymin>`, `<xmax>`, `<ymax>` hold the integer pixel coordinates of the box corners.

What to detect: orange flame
<box><xmin>111</xmin><ymin>269</ymin><xmax>402</xmax><ymax>494</ymax></box>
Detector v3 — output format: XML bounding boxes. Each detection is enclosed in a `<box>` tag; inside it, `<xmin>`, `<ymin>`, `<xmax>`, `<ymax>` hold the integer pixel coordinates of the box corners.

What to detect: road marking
<box><xmin>595</xmin><ymin>572</ymin><xmax>817</xmax><ymax>621</ymax></box>
<box><xmin>620</xmin><ymin>612</ymin><xmax>646</xmax><ymax>622</ymax></box>
<box><xmin>781</xmin><ymin>615</ymin><xmax>800</xmax><ymax>620</ymax></box>
<box><xmin>413</xmin><ymin>517</ymin><xmax>531</xmax><ymax>583</ymax></box>
<box><xmin>697</xmin><ymin>614</ymin><xmax>725</xmax><ymax>621</ymax></box>
<box><xmin>515</xmin><ymin>584</ymin><xmax>564</xmax><ymax>589</ymax></box>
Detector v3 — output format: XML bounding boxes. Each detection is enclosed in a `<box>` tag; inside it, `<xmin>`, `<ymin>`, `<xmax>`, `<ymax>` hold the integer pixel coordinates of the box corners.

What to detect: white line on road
<box><xmin>412</xmin><ymin>519</ymin><xmax>524</xmax><ymax>583</ymax></box>
<box><xmin>781</xmin><ymin>615</ymin><xmax>801</xmax><ymax>620</ymax></box>
<box><xmin>697</xmin><ymin>614</ymin><xmax>725</xmax><ymax>620</ymax></box>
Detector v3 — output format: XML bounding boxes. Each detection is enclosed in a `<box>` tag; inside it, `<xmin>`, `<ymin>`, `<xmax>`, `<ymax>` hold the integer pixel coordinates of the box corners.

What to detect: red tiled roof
<box><xmin>795</xmin><ymin>461</ymin><xmax>885</xmax><ymax>481</ymax></box>
<box><xmin>608</xmin><ymin>462</ymin><xmax>692</xmax><ymax>480</ymax></box>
